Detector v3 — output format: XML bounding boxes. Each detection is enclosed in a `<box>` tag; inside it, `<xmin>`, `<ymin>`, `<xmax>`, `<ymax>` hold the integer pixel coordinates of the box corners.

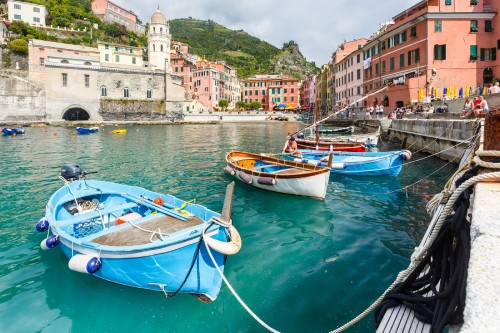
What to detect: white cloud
<box><xmin>113</xmin><ymin>0</ymin><xmax>419</xmax><ymax>65</ymax></box>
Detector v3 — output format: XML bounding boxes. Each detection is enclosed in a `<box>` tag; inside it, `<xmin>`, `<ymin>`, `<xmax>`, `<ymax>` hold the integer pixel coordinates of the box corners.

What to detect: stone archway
<box><xmin>62</xmin><ymin>106</ymin><xmax>90</xmax><ymax>121</ymax></box>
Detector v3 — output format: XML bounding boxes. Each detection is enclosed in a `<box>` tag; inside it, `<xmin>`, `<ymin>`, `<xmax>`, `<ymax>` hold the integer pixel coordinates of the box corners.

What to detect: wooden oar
<box><xmin>221</xmin><ymin>182</ymin><xmax>235</xmax><ymax>224</ymax></box>
<box><xmin>328</xmin><ymin>153</ymin><xmax>333</xmax><ymax>169</ymax></box>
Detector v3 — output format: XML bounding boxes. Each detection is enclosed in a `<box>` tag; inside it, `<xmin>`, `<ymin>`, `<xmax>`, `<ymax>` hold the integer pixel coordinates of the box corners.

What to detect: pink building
<box><xmin>363</xmin><ymin>0</ymin><xmax>499</xmax><ymax>109</ymax></box>
<box><xmin>301</xmin><ymin>75</ymin><xmax>317</xmax><ymax>112</ymax></box>
<box><xmin>28</xmin><ymin>39</ymin><xmax>100</xmax><ymax>82</ymax></box>
<box><xmin>91</xmin><ymin>0</ymin><xmax>145</xmax><ymax>34</ymax></box>
<box><xmin>333</xmin><ymin>39</ymin><xmax>368</xmax><ymax>111</ymax></box>
<box><xmin>171</xmin><ymin>42</ymin><xmax>195</xmax><ymax>93</ymax></box>
<box><xmin>242</xmin><ymin>75</ymin><xmax>299</xmax><ymax>110</ymax></box>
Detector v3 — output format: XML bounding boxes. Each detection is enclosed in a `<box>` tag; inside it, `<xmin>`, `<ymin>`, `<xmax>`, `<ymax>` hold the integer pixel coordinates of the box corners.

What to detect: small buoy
<box><xmin>69</xmin><ymin>254</ymin><xmax>102</xmax><ymax>274</ymax></box>
<box><xmin>53</xmin><ymin>132</ymin><xmax>57</xmax><ymax>136</ymax></box>
<box><xmin>72</xmin><ymin>132</ymin><xmax>76</xmax><ymax>136</ymax></box>
<box><xmin>36</xmin><ymin>217</ymin><xmax>49</xmax><ymax>232</ymax></box>
<box><xmin>401</xmin><ymin>150</ymin><xmax>412</xmax><ymax>161</ymax></box>
<box><xmin>12</xmin><ymin>133</ymin><xmax>17</xmax><ymax>137</ymax></box>
<box><xmin>40</xmin><ymin>235</ymin><xmax>60</xmax><ymax>250</ymax></box>
<box><xmin>153</xmin><ymin>197</ymin><xmax>164</xmax><ymax>206</ymax></box>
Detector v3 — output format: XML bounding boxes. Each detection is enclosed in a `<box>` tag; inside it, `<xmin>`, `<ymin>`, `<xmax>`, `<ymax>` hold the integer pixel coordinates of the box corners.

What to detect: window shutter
<box><xmin>415</xmin><ymin>48</ymin><xmax>420</xmax><ymax>62</ymax></box>
<box><xmin>498</xmin><ymin>39</ymin><xmax>500</xmax><ymax>50</ymax></box>
<box><xmin>434</xmin><ymin>44</ymin><xmax>439</xmax><ymax>60</ymax></box>
<box><xmin>442</xmin><ymin>45</ymin><xmax>446</xmax><ymax>60</ymax></box>
<box><xmin>471</xmin><ymin>0</ymin><xmax>478</xmax><ymax>5</ymax></box>
<box><xmin>480</xmin><ymin>48</ymin><xmax>486</xmax><ymax>61</ymax></box>
<box><xmin>408</xmin><ymin>51</ymin><xmax>412</xmax><ymax>65</ymax></box>
<box><xmin>470</xmin><ymin>45</ymin><xmax>478</xmax><ymax>59</ymax></box>
<box><xmin>493</xmin><ymin>48</ymin><xmax>497</xmax><ymax>61</ymax></box>
<box><xmin>445</xmin><ymin>0</ymin><xmax>452</xmax><ymax>5</ymax></box>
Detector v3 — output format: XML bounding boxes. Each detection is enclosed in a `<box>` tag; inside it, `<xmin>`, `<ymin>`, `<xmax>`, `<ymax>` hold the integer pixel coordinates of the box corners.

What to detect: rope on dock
<box><xmin>329</xmin><ymin>147</ymin><xmax>500</xmax><ymax>333</ymax></box>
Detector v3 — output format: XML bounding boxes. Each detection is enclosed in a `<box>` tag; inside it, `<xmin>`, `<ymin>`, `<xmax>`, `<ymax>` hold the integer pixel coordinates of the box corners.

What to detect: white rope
<box><xmin>329</xmin><ymin>170</ymin><xmax>500</xmax><ymax>333</ymax></box>
<box><xmin>202</xmin><ymin>224</ymin><xmax>280</xmax><ymax>333</ymax></box>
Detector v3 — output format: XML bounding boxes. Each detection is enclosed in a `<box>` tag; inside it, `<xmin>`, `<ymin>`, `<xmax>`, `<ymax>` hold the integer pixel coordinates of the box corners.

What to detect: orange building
<box><xmin>242</xmin><ymin>75</ymin><xmax>299</xmax><ymax>110</ymax></box>
<box><xmin>362</xmin><ymin>0</ymin><xmax>499</xmax><ymax>109</ymax></box>
<box><xmin>170</xmin><ymin>42</ymin><xmax>195</xmax><ymax>93</ymax></box>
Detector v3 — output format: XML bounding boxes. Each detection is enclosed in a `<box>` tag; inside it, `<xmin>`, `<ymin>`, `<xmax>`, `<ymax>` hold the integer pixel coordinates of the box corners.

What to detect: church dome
<box><xmin>151</xmin><ymin>9</ymin><xmax>167</xmax><ymax>25</ymax></box>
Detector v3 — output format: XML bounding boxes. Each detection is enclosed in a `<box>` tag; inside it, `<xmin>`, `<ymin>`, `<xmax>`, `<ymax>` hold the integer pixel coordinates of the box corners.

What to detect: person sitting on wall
<box><xmin>476</xmin><ymin>96</ymin><xmax>490</xmax><ymax>115</ymax></box>
<box><xmin>284</xmin><ymin>136</ymin><xmax>302</xmax><ymax>157</ymax></box>
<box><xmin>461</xmin><ymin>98</ymin><xmax>474</xmax><ymax>118</ymax></box>
<box><xmin>488</xmin><ymin>82</ymin><xmax>500</xmax><ymax>94</ymax></box>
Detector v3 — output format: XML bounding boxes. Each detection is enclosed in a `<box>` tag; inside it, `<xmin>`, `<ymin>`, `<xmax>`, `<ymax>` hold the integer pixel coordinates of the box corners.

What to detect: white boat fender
<box><xmin>36</xmin><ymin>217</ymin><xmax>49</xmax><ymax>232</ymax></box>
<box><xmin>204</xmin><ymin>225</ymin><xmax>242</xmax><ymax>255</ymax></box>
<box><xmin>330</xmin><ymin>162</ymin><xmax>346</xmax><ymax>170</ymax></box>
<box><xmin>257</xmin><ymin>177</ymin><xmax>276</xmax><ymax>185</ymax></box>
<box><xmin>69</xmin><ymin>254</ymin><xmax>102</xmax><ymax>274</ymax></box>
<box><xmin>224</xmin><ymin>165</ymin><xmax>235</xmax><ymax>176</ymax></box>
<box><xmin>238</xmin><ymin>171</ymin><xmax>252</xmax><ymax>184</ymax></box>
<box><xmin>400</xmin><ymin>150</ymin><xmax>412</xmax><ymax>161</ymax></box>
<box><xmin>40</xmin><ymin>235</ymin><xmax>60</xmax><ymax>250</ymax></box>
<box><xmin>294</xmin><ymin>158</ymin><xmax>317</xmax><ymax>166</ymax></box>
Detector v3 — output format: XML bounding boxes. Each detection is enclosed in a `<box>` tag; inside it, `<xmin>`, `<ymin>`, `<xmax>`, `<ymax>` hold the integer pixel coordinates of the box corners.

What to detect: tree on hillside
<box><xmin>102</xmin><ymin>23</ymin><xmax>123</xmax><ymax>37</ymax></box>
<box><xmin>8</xmin><ymin>39</ymin><xmax>28</xmax><ymax>54</ymax></box>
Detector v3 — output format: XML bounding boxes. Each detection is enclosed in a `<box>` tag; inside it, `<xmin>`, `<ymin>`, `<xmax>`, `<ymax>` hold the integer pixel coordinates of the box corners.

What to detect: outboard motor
<box><xmin>61</xmin><ymin>164</ymin><xmax>83</xmax><ymax>181</ymax></box>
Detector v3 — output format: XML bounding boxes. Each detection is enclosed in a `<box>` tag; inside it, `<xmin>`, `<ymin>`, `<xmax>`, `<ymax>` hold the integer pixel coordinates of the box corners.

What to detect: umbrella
<box><xmin>465</xmin><ymin>86</ymin><xmax>470</xmax><ymax>98</ymax></box>
<box><xmin>443</xmin><ymin>87</ymin><xmax>447</xmax><ymax>97</ymax></box>
<box><xmin>286</xmin><ymin>105</ymin><xmax>295</xmax><ymax>110</ymax></box>
<box><xmin>459</xmin><ymin>87</ymin><xmax>463</xmax><ymax>98</ymax></box>
<box><xmin>454</xmin><ymin>86</ymin><xmax>458</xmax><ymax>98</ymax></box>
<box><xmin>277</xmin><ymin>103</ymin><xmax>286</xmax><ymax>108</ymax></box>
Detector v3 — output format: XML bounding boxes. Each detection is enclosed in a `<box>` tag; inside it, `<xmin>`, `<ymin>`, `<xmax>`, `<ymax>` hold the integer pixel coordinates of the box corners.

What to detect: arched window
<box><xmin>160</xmin><ymin>27</ymin><xmax>163</xmax><ymax>33</ymax></box>
<box><xmin>101</xmin><ymin>86</ymin><xmax>107</xmax><ymax>97</ymax></box>
<box><xmin>160</xmin><ymin>44</ymin><xmax>163</xmax><ymax>52</ymax></box>
<box><xmin>153</xmin><ymin>27</ymin><xmax>156</xmax><ymax>33</ymax></box>
<box><xmin>124</xmin><ymin>87</ymin><xmax>129</xmax><ymax>98</ymax></box>
<box><xmin>147</xmin><ymin>89</ymin><xmax>152</xmax><ymax>99</ymax></box>
<box><xmin>61</xmin><ymin>60</ymin><xmax>69</xmax><ymax>64</ymax></box>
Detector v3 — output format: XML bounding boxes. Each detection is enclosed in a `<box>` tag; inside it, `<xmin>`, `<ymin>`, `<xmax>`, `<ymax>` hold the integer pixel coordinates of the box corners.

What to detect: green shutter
<box><xmin>442</xmin><ymin>45</ymin><xmax>446</xmax><ymax>60</ymax></box>
<box><xmin>470</xmin><ymin>45</ymin><xmax>478</xmax><ymax>59</ymax></box>
<box><xmin>434</xmin><ymin>44</ymin><xmax>439</xmax><ymax>59</ymax></box>
<box><xmin>445</xmin><ymin>0</ymin><xmax>452</xmax><ymax>5</ymax></box>
<box><xmin>480</xmin><ymin>48</ymin><xmax>486</xmax><ymax>61</ymax></box>
<box><xmin>485</xmin><ymin>20</ymin><xmax>492</xmax><ymax>32</ymax></box>
<box><xmin>471</xmin><ymin>20</ymin><xmax>478</xmax><ymax>32</ymax></box>
<box><xmin>408</xmin><ymin>51</ymin><xmax>412</xmax><ymax>65</ymax></box>
<box><xmin>415</xmin><ymin>48</ymin><xmax>420</xmax><ymax>62</ymax></box>
<box><xmin>498</xmin><ymin>39</ymin><xmax>500</xmax><ymax>50</ymax></box>
<box><xmin>471</xmin><ymin>0</ymin><xmax>478</xmax><ymax>5</ymax></box>
<box><xmin>493</xmin><ymin>48</ymin><xmax>497</xmax><ymax>61</ymax></box>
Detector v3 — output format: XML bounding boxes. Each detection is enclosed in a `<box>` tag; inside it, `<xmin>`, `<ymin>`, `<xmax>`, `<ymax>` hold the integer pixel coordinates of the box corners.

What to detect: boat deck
<box><xmin>91</xmin><ymin>215</ymin><xmax>204</xmax><ymax>246</ymax></box>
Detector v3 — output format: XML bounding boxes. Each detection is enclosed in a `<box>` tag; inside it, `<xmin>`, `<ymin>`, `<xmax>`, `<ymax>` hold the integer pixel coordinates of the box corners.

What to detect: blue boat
<box><xmin>36</xmin><ymin>165</ymin><xmax>240</xmax><ymax>303</ymax></box>
<box><xmin>284</xmin><ymin>149</ymin><xmax>412</xmax><ymax>176</ymax></box>
<box><xmin>76</xmin><ymin>127</ymin><xmax>99</xmax><ymax>134</ymax></box>
<box><xmin>2</xmin><ymin>127</ymin><xmax>25</xmax><ymax>136</ymax></box>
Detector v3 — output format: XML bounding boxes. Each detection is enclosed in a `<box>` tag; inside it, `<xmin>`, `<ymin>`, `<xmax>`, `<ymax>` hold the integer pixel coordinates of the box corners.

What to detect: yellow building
<box><xmin>97</xmin><ymin>42</ymin><xmax>144</xmax><ymax>68</ymax></box>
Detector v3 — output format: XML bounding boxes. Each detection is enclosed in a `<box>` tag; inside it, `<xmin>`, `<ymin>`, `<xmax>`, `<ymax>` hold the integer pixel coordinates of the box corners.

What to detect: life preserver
<box><xmin>153</xmin><ymin>197</ymin><xmax>164</xmax><ymax>206</ymax></box>
<box><xmin>203</xmin><ymin>225</ymin><xmax>242</xmax><ymax>255</ymax></box>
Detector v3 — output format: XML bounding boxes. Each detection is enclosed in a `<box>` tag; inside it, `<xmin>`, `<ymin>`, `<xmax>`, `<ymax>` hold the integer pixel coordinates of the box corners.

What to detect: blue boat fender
<box><xmin>224</xmin><ymin>165</ymin><xmax>235</xmax><ymax>176</ymax></box>
<box><xmin>238</xmin><ymin>171</ymin><xmax>252</xmax><ymax>184</ymax></box>
<box><xmin>36</xmin><ymin>217</ymin><xmax>49</xmax><ymax>232</ymax></box>
<box><xmin>40</xmin><ymin>235</ymin><xmax>60</xmax><ymax>250</ymax></box>
<box><xmin>257</xmin><ymin>177</ymin><xmax>276</xmax><ymax>185</ymax></box>
<box><xmin>204</xmin><ymin>225</ymin><xmax>242</xmax><ymax>255</ymax></box>
<box><xmin>400</xmin><ymin>150</ymin><xmax>412</xmax><ymax>161</ymax></box>
<box><xmin>69</xmin><ymin>254</ymin><xmax>102</xmax><ymax>274</ymax></box>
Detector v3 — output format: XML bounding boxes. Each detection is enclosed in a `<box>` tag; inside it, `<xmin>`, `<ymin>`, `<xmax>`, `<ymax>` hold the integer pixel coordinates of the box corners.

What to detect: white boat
<box><xmin>225</xmin><ymin>151</ymin><xmax>331</xmax><ymax>199</ymax></box>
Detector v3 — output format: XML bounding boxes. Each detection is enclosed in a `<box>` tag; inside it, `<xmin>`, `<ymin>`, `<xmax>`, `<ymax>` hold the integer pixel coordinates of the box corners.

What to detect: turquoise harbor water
<box><xmin>0</xmin><ymin>123</ymin><xmax>455</xmax><ymax>333</ymax></box>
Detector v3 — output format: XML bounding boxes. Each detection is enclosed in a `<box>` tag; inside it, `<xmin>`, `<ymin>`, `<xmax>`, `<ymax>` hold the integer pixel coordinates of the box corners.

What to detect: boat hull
<box><xmin>43</xmin><ymin>179</ymin><xmax>230</xmax><ymax>302</ymax></box>
<box><xmin>76</xmin><ymin>127</ymin><xmax>99</xmax><ymax>134</ymax></box>
<box><xmin>225</xmin><ymin>151</ymin><xmax>330</xmax><ymax>199</ymax></box>
<box><xmin>2</xmin><ymin>127</ymin><xmax>25</xmax><ymax>136</ymax></box>
<box><xmin>296</xmin><ymin>139</ymin><xmax>366</xmax><ymax>152</ymax></box>
<box><xmin>294</xmin><ymin>150</ymin><xmax>406</xmax><ymax>176</ymax></box>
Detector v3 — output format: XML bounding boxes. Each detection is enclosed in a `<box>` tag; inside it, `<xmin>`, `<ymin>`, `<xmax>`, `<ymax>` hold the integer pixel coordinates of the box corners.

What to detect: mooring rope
<box><xmin>202</xmin><ymin>223</ymin><xmax>281</xmax><ymax>333</ymax></box>
<box><xmin>329</xmin><ymin>145</ymin><xmax>500</xmax><ymax>333</ymax></box>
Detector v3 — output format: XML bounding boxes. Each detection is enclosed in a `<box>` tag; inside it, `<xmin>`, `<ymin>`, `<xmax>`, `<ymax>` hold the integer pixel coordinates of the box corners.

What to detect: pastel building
<box><xmin>97</xmin><ymin>42</ymin><xmax>144</xmax><ymax>68</ymax></box>
<box><xmin>7</xmin><ymin>0</ymin><xmax>47</xmax><ymax>26</ymax></box>
<box><xmin>91</xmin><ymin>0</ymin><xmax>145</xmax><ymax>34</ymax></box>
<box><xmin>316</xmin><ymin>65</ymin><xmax>329</xmax><ymax>115</ymax></box>
<box><xmin>170</xmin><ymin>41</ymin><xmax>196</xmax><ymax>93</ymax></box>
<box><xmin>302</xmin><ymin>75</ymin><xmax>317</xmax><ymax>112</ymax></box>
<box><xmin>242</xmin><ymin>75</ymin><xmax>299</xmax><ymax>110</ymax></box>
<box><xmin>28</xmin><ymin>39</ymin><xmax>100</xmax><ymax>82</ymax></box>
<box><xmin>333</xmin><ymin>39</ymin><xmax>368</xmax><ymax>112</ymax></box>
<box><xmin>362</xmin><ymin>0</ymin><xmax>499</xmax><ymax>109</ymax></box>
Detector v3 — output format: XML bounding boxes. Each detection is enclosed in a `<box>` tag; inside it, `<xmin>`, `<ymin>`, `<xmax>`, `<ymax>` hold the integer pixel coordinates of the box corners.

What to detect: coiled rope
<box><xmin>329</xmin><ymin>149</ymin><xmax>500</xmax><ymax>333</ymax></box>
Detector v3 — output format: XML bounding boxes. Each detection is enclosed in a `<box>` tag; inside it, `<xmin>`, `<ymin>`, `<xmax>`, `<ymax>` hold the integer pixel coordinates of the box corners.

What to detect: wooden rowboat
<box><xmin>295</xmin><ymin>137</ymin><xmax>366</xmax><ymax>152</ymax></box>
<box><xmin>36</xmin><ymin>164</ymin><xmax>240</xmax><ymax>303</ymax></box>
<box><xmin>225</xmin><ymin>151</ymin><xmax>331</xmax><ymax>199</ymax></box>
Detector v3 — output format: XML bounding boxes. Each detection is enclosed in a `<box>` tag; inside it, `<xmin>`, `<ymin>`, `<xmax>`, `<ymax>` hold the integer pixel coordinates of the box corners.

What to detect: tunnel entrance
<box><xmin>62</xmin><ymin>108</ymin><xmax>90</xmax><ymax>121</ymax></box>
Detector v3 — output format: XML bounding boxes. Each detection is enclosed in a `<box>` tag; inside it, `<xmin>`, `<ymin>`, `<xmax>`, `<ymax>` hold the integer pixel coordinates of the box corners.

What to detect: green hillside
<box><xmin>170</xmin><ymin>19</ymin><xmax>319</xmax><ymax>79</ymax></box>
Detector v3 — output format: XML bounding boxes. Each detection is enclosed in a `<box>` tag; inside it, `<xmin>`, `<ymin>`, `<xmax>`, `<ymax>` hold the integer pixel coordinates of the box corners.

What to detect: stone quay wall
<box><xmin>388</xmin><ymin>119</ymin><xmax>479</xmax><ymax>161</ymax></box>
<box><xmin>0</xmin><ymin>71</ymin><xmax>45</xmax><ymax>122</ymax></box>
<box><xmin>99</xmin><ymin>99</ymin><xmax>167</xmax><ymax>121</ymax></box>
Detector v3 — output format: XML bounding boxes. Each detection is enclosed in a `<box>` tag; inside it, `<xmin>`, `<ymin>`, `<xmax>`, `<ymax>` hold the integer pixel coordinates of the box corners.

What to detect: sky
<box><xmin>114</xmin><ymin>0</ymin><xmax>418</xmax><ymax>66</ymax></box>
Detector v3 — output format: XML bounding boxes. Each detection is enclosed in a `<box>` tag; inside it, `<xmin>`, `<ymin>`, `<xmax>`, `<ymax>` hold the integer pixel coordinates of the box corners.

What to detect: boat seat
<box><xmin>58</xmin><ymin>202</ymin><xmax>138</xmax><ymax>227</ymax></box>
